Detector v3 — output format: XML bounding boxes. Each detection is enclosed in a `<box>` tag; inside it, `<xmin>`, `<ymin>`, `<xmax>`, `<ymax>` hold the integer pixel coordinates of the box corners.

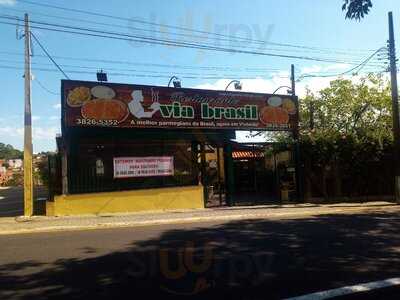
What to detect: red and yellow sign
<box><xmin>62</xmin><ymin>80</ymin><xmax>298</xmax><ymax>131</ymax></box>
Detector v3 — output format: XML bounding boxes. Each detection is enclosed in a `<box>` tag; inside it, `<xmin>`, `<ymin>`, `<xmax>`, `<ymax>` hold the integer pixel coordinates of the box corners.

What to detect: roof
<box><xmin>232</xmin><ymin>151</ymin><xmax>265</xmax><ymax>159</ymax></box>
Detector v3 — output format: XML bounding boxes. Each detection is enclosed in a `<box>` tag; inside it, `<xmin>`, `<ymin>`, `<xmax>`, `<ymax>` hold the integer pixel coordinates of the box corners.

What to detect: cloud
<box><xmin>33</xmin><ymin>126</ymin><xmax>59</xmax><ymax>140</ymax></box>
<box><xmin>0</xmin><ymin>0</ymin><xmax>16</xmax><ymax>5</ymax></box>
<box><xmin>301</xmin><ymin>65</ymin><xmax>323</xmax><ymax>74</ymax></box>
<box><xmin>0</xmin><ymin>126</ymin><xmax>23</xmax><ymax>137</ymax></box>
<box><xmin>300</xmin><ymin>64</ymin><xmax>351</xmax><ymax>74</ymax></box>
<box><xmin>192</xmin><ymin>73</ymin><xmax>327</xmax><ymax>98</ymax></box>
<box><xmin>32</xmin><ymin>116</ymin><xmax>41</xmax><ymax>121</ymax></box>
<box><xmin>323</xmin><ymin>63</ymin><xmax>351</xmax><ymax>71</ymax></box>
<box><xmin>192</xmin><ymin>62</ymin><xmax>383</xmax><ymax>98</ymax></box>
<box><xmin>193</xmin><ymin>72</ymin><xmax>291</xmax><ymax>94</ymax></box>
<box><xmin>53</xmin><ymin>103</ymin><xmax>61</xmax><ymax>109</ymax></box>
<box><xmin>0</xmin><ymin>125</ymin><xmax>60</xmax><ymax>140</ymax></box>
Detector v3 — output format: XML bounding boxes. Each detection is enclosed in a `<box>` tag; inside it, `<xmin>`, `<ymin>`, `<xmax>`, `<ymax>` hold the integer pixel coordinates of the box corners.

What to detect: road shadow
<box><xmin>1</xmin><ymin>212</ymin><xmax>400</xmax><ymax>299</ymax></box>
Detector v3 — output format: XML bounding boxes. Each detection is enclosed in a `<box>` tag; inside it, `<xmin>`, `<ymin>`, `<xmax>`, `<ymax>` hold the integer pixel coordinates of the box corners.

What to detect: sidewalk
<box><xmin>0</xmin><ymin>201</ymin><xmax>398</xmax><ymax>235</ymax></box>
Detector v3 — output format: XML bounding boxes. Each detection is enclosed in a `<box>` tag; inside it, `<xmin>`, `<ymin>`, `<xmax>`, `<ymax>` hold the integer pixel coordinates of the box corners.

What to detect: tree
<box><xmin>0</xmin><ymin>143</ymin><xmax>23</xmax><ymax>160</ymax></box>
<box><xmin>342</xmin><ymin>0</ymin><xmax>373</xmax><ymax>20</ymax></box>
<box><xmin>34</xmin><ymin>158</ymin><xmax>49</xmax><ymax>187</ymax></box>
<box><xmin>300</xmin><ymin>74</ymin><xmax>392</xmax><ymax>144</ymax></box>
<box><xmin>300</xmin><ymin>74</ymin><xmax>392</xmax><ymax>198</ymax></box>
<box><xmin>274</xmin><ymin>74</ymin><xmax>393</xmax><ymax>200</ymax></box>
<box><xmin>5</xmin><ymin>172</ymin><xmax>23</xmax><ymax>187</ymax></box>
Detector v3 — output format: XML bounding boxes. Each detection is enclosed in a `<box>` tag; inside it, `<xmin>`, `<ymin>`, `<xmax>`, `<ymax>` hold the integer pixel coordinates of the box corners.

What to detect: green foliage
<box><xmin>273</xmin><ymin>74</ymin><xmax>393</xmax><ymax>197</ymax></box>
<box><xmin>35</xmin><ymin>157</ymin><xmax>50</xmax><ymax>187</ymax></box>
<box><xmin>0</xmin><ymin>143</ymin><xmax>23</xmax><ymax>160</ymax></box>
<box><xmin>342</xmin><ymin>0</ymin><xmax>373</xmax><ymax>20</ymax></box>
<box><xmin>300</xmin><ymin>74</ymin><xmax>392</xmax><ymax>146</ymax></box>
<box><xmin>5</xmin><ymin>172</ymin><xmax>23</xmax><ymax>187</ymax></box>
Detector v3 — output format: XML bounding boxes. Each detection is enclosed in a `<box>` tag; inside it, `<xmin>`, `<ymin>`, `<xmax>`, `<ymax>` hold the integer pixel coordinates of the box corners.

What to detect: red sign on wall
<box><xmin>62</xmin><ymin>80</ymin><xmax>298</xmax><ymax>131</ymax></box>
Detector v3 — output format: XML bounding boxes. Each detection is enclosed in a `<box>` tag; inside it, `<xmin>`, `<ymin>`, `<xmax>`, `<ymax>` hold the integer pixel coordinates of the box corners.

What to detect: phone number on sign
<box><xmin>76</xmin><ymin>118</ymin><xmax>119</xmax><ymax>126</ymax></box>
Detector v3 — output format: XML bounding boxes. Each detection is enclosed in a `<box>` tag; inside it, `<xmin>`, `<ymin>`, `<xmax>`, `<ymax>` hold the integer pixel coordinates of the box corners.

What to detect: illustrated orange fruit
<box><xmin>81</xmin><ymin>99</ymin><xmax>128</xmax><ymax>122</ymax></box>
<box><xmin>260</xmin><ymin>106</ymin><xmax>289</xmax><ymax>125</ymax></box>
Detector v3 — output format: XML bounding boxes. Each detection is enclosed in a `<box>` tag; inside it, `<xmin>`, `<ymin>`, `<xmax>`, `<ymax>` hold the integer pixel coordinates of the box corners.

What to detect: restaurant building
<box><xmin>46</xmin><ymin>80</ymin><xmax>298</xmax><ymax>216</ymax></box>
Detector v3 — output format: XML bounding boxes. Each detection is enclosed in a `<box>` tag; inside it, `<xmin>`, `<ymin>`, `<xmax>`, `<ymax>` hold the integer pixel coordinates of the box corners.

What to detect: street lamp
<box><xmin>96</xmin><ymin>70</ymin><xmax>108</xmax><ymax>82</ymax></box>
<box><xmin>168</xmin><ymin>76</ymin><xmax>181</xmax><ymax>88</ymax></box>
<box><xmin>225</xmin><ymin>80</ymin><xmax>242</xmax><ymax>91</ymax></box>
<box><xmin>272</xmin><ymin>85</ymin><xmax>293</xmax><ymax>95</ymax></box>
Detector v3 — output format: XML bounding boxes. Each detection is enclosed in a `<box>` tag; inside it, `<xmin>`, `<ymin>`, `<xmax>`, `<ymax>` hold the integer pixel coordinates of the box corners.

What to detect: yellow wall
<box><xmin>47</xmin><ymin>185</ymin><xmax>204</xmax><ymax>216</ymax></box>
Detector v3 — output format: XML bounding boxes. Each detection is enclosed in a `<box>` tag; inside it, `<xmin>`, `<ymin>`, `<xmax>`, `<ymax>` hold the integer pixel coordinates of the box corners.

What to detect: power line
<box><xmin>0</xmin><ymin>64</ymin><xmax>289</xmax><ymax>80</ymax></box>
<box><xmin>33</xmin><ymin>76</ymin><xmax>59</xmax><ymax>95</ymax></box>
<box><xmin>0</xmin><ymin>64</ymin><xmax>384</xmax><ymax>81</ymax></box>
<box><xmin>13</xmin><ymin>0</ymin><xmax>378</xmax><ymax>53</ymax></box>
<box><xmin>0</xmin><ymin>18</ymin><xmax>387</xmax><ymax>66</ymax></box>
<box><xmin>20</xmin><ymin>16</ymin><xmax>384</xmax><ymax>63</ymax></box>
<box><xmin>297</xmin><ymin>47</ymin><xmax>387</xmax><ymax>81</ymax></box>
<box><xmin>29</xmin><ymin>31</ymin><xmax>70</xmax><ymax>79</ymax></box>
<box><xmin>0</xmin><ymin>58</ymin><xmax>294</xmax><ymax>78</ymax></box>
<box><xmin>5</xmin><ymin>14</ymin><xmax>376</xmax><ymax>62</ymax></box>
<box><xmin>0</xmin><ymin>7</ymin><xmax>376</xmax><ymax>57</ymax></box>
<box><xmin>0</xmin><ymin>51</ymin><xmax>287</xmax><ymax>72</ymax></box>
<box><xmin>0</xmin><ymin>50</ymin><xmax>384</xmax><ymax>71</ymax></box>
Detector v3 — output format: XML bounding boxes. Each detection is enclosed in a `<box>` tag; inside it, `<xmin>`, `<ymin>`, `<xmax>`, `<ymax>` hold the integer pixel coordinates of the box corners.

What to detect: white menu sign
<box><xmin>113</xmin><ymin>156</ymin><xmax>174</xmax><ymax>178</ymax></box>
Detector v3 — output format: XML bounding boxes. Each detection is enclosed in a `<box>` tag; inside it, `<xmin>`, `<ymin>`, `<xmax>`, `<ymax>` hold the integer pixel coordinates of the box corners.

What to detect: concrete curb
<box><xmin>0</xmin><ymin>204</ymin><xmax>399</xmax><ymax>236</ymax></box>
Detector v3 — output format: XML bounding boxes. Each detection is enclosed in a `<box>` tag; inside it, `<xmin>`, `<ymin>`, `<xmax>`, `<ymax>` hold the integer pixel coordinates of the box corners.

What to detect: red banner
<box><xmin>62</xmin><ymin>80</ymin><xmax>298</xmax><ymax>131</ymax></box>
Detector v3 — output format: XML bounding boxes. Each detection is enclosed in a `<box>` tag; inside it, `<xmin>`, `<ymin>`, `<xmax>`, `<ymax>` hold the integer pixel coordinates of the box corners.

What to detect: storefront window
<box><xmin>95</xmin><ymin>159</ymin><xmax>104</xmax><ymax>176</ymax></box>
<box><xmin>68</xmin><ymin>138</ymin><xmax>198</xmax><ymax>194</ymax></box>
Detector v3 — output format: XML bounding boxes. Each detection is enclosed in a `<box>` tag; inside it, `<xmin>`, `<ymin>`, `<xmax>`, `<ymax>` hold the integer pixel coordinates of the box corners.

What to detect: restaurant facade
<box><xmin>46</xmin><ymin>79</ymin><xmax>299</xmax><ymax>216</ymax></box>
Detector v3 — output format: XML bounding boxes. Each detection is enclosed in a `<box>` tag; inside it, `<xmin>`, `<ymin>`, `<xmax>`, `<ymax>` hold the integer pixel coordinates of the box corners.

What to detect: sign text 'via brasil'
<box><xmin>62</xmin><ymin>80</ymin><xmax>298</xmax><ymax>131</ymax></box>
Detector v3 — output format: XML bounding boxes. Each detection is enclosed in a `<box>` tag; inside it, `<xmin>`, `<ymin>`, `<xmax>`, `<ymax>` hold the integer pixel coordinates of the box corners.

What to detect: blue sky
<box><xmin>0</xmin><ymin>0</ymin><xmax>399</xmax><ymax>152</ymax></box>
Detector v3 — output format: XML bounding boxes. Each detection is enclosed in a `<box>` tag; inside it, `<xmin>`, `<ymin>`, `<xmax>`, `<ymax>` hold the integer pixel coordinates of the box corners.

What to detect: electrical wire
<box><xmin>0</xmin><ymin>64</ymin><xmax>288</xmax><ymax>80</ymax></box>
<box><xmin>14</xmin><ymin>0</ymin><xmax>378</xmax><ymax>54</ymax></box>
<box><xmin>34</xmin><ymin>77</ymin><xmax>60</xmax><ymax>95</ymax></box>
<box><xmin>29</xmin><ymin>31</ymin><xmax>70</xmax><ymax>79</ymax></box>
<box><xmin>0</xmin><ymin>50</ymin><xmax>384</xmax><ymax>71</ymax></box>
<box><xmin>5</xmin><ymin>14</ymin><xmax>378</xmax><ymax>62</ymax></box>
<box><xmin>0</xmin><ymin>64</ymin><xmax>384</xmax><ymax>82</ymax></box>
<box><xmin>0</xmin><ymin>58</ymin><xmax>294</xmax><ymax>78</ymax></box>
<box><xmin>0</xmin><ymin>8</ymin><xmax>377</xmax><ymax>57</ymax></box>
<box><xmin>18</xmin><ymin>16</ymin><xmax>383</xmax><ymax>63</ymax></box>
<box><xmin>0</xmin><ymin>18</ymin><xmax>387</xmax><ymax>66</ymax></box>
<box><xmin>297</xmin><ymin>47</ymin><xmax>387</xmax><ymax>81</ymax></box>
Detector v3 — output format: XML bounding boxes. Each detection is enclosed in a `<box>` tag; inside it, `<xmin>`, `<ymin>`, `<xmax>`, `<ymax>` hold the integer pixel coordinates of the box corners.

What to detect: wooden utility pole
<box><xmin>388</xmin><ymin>12</ymin><xmax>400</xmax><ymax>204</ymax></box>
<box><xmin>24</xmin><ymin>13</ymin><xmax>33</xmax><ymax>216</ymax></box>
<box><xmin>291</xmin><ymin>64</ymin><xmax>303</xmax><ymax>202</ymax></box>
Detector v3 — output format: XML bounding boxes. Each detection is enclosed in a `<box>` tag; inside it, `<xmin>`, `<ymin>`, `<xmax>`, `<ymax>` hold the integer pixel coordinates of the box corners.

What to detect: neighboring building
<box><xmin>8</xmin><ymin>159</ymin><xmax>23</xmax><ymax>169</ymax></box>
<box><xmin>0</xmin><ymin>158</ymin><xmax>25</xmax><ymax>186</ymax></box>
<box><xmin>0</xmin><ymin>169</ymin><xmax>13</xmax><ymax>186</ymax></box>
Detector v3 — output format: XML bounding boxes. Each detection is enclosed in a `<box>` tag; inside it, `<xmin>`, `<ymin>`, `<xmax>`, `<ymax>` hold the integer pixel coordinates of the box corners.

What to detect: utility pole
<box><xmin>388</xmin><ymin>12</ymin><xmax>400</xmax><ymax>204</ymax></box>
<box><xmin>291</xmin><ymin>64</ymin><xmax>303</xmax><ymax>202</ymax></box>
<box><xmin>24</xmin><ymin>13</ymin><xmax>33</xmax><ymax>216</ymax></box>
<box><xmin>291</xmin><ymin>64</ymin><xmax>296</xmax><ymax>102</ymax></box>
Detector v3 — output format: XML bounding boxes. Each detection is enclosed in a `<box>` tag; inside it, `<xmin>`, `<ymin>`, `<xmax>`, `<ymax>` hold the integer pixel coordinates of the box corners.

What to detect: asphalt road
<box><xmin>1</xmin><ymin>211</ymin><xmax>400</xmax><ymax>299</ymax></box>
<box><xmin>0</xmin><ymin>186</ymin><xmax>47</xmax><ymax>217</ymax></box>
